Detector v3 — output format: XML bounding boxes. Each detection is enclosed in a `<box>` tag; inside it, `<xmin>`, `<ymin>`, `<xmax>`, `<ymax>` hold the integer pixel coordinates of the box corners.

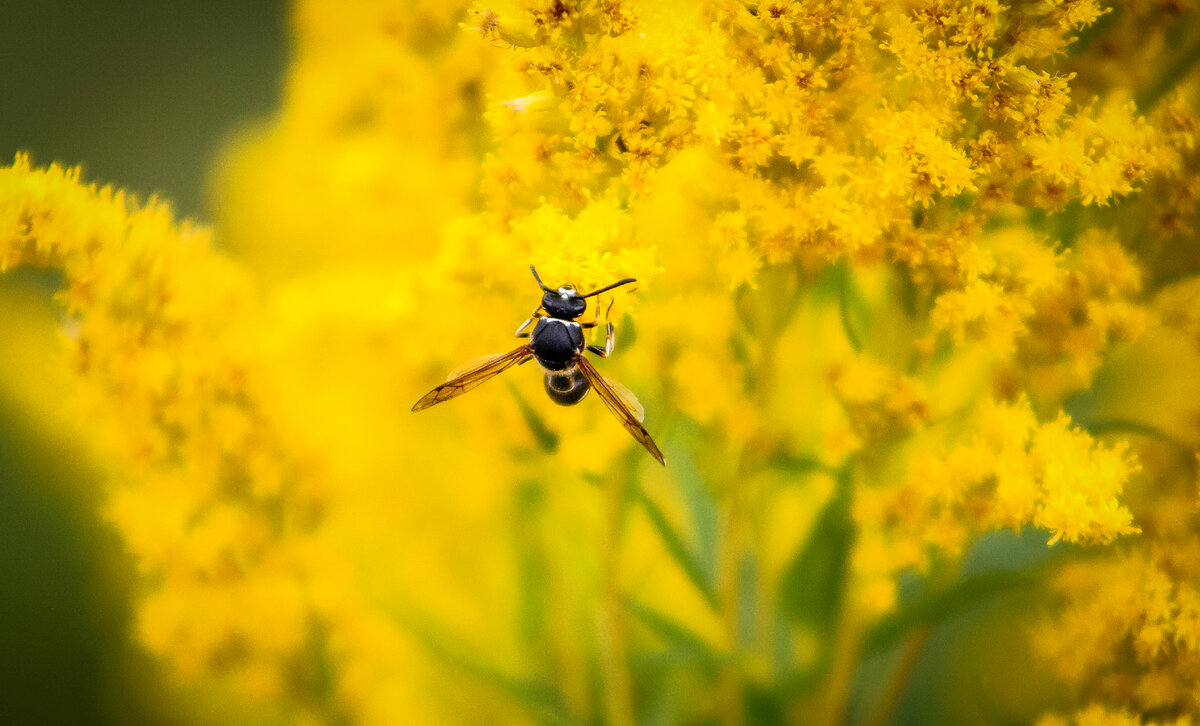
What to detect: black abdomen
<box><xmin>544</xmin><ymin>368</ymin><xmax>589</xmax><ymax>405</ymax></box>
<box><xmin>531</xmin><ymin>319</ymin><xmax>583</xmax><ymax>370</ymax></box>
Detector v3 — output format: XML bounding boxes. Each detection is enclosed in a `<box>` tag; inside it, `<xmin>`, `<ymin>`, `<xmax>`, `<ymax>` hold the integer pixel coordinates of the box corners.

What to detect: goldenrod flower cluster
<box><xmin>2</xmin><ymin>0</ymin><xmax>1199</xmax><ymax>723</ymax></box>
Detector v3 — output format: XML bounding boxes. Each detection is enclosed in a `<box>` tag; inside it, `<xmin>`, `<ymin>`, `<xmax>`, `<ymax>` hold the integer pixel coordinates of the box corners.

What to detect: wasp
<box><xmin>412</xmin><ymin>266</ymin><xmax>665</xmax><ymax>465</ymax></box>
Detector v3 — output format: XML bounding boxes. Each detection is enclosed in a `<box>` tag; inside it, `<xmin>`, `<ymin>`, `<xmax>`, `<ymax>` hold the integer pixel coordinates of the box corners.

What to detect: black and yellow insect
<box><xmin>412</xmin><ymin>266</ymin><xmax>665</xmax><ymax>465</ymax></box>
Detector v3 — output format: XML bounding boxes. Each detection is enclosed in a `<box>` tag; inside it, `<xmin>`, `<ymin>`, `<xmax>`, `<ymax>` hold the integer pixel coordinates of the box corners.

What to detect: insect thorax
<box><xmin>531</xmin><ymin>318</ymin><xmax>583</xmax><ymax>370</ymax></box>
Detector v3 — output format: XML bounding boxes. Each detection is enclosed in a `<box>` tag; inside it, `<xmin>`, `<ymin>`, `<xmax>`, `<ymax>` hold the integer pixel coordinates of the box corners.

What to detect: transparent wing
<box><xmin>412</xmin><ymin>345</ymin><xmax>533</xmax><ymax>412</ymax></box>
<box><xmin>575</xmin><ymin>355</ymin><xmax>665</xmax><ymax>465</ymax></box>
<box><xmin>604</xmin><ymin>376</ymin><xmax>645</xmax><ymax>423</ymax></box>
<box><xmin>446</xmin><ymin>353</ymin><xmax>517</xmax><ymax>381</ymax></box>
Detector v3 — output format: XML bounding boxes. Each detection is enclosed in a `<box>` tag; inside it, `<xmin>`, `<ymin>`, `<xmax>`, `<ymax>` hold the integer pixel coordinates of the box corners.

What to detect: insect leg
<box><xmin>515</xmin><ymin>307</ymin><xmax>545</xmax><ymax>337</ymax></box>
<box><xmin>586</xmin><ymin>318</ymin><xmax>615</xmax><ymax>358</ymax></box>
<box><xmin>586</xmin><ymin>298</ymin><xmax>616</xmax><ymax>357</ymax></box>
<box><xmin>578</xmin><ymin>295</ymin><xmax>609</xmax><ymax>330</ymax></box>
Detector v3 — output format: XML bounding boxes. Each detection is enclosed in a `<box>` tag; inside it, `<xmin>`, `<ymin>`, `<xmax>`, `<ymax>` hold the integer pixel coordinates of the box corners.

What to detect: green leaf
<box><xmin>776</xmin><ymin>466</ymin><xmax>856</xmax><ymax>690</ymax></box>
<box><xmin>744</xmin><ymin>683</ymin><xmax>788</xmax><ymax>726</ymax></box>
<box><xmin>835</xmin><ymin>261</ymin><xmax>867</xmax><ymax>353</ymax></box>
<box><xmin>777</xmin><ymin>467</ymin><xmax>855</xmax><ymax>633</ymax></box>
<box><xmin>666</xmin><ymin>432</ymin><xmax>720</xmax><ymax>586</ymax></box>
<box><xmin>734</xmin><ymin>262</ymin><xmax>806</xmax><ymax>337</ymax></box>
<box><xmin>635</xmin><ymin>484</ymin><xmax>719</xmax><ymax>609</ymax></box>
<box><xmin>862</xmin><ymin>530</ymin><xmax>1095</xmax><ymax>654</ymax></box>
<box><xmin>394</xmin><ymin>606</ymin><xmax>578</xmax><ymax>726</ymax></box>
<box><xmin>624</xmin><ymin>597</ymin><xmax>727</xmax><ymax>666</ymax></box>
<box><xmin>1069</xmin><ymin>6</ymin><xmax>1120</xmax><ymax>57</ymax></box>
<box><xmin>1138</xmin><ymin>27</ymin><xmax>1200</xmax><ymax>109</ymax></box>
<box><xmin>1065</xmin><ymin>331</ymin><xmax>1200</xmax><ymax>448</ymax></box>
<box><xmin>862</xmin><ymin>568</ymin><xmax>1044</xmax><ymax>654</ymax></box>
<box><xmin>617</xmin><ymin>312</ymin><xmax>637</xmax><ymax>348</ymax></box>
<box><xmin>774</xmin><ymin>466</ymin><xmax>856</xmax><ymax>693</ymax></box>
<box><xmin>765</xmin><ymin>453</ymin><xmax>837</xmax><ymax>477</ymax></box>
<box><xmin>508</xmin><ymin>382</ymin><xmax>559</xmax><ymax>453</ymax></box>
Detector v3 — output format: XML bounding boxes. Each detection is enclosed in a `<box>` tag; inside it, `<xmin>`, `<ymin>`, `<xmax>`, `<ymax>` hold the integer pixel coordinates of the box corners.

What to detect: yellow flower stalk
<box><xmin>3</xmin><ymin>0</ymin><xmax>1200</xmax><ymax>724</ymax></box>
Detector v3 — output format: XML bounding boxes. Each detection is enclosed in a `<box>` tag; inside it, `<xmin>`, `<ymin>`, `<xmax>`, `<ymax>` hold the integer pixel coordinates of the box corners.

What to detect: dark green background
<box><xmin>0</xmin><ymin>2</ymin><xmax>284</xmax><ymax>723</ymax></box>
<box><xmin>0</xmin><ymin>1</ymin><xmax>285</xmax><ymax>218</ymax></box>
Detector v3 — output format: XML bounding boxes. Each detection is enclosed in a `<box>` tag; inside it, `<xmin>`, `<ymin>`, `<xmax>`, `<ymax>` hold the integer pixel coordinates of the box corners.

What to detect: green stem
<box><xmin>813</xmin><ymin>605</ymin><xmax>863</xmax><ymax>726</ymax></box>
<box><xmin>837</xmin><ymin>260</ymin><xmax>864</xmax><ymax>353</ymax></box>
<box><xmin>719</xmin><ymin>475</ymin><xmax>746</xmax><ymax>726</ymax></box>
<box><xmin>601</xmin><ymin>468</ymin><xmax>635</xmax><ymax>726</ymax></box>
<box><xmin>862</xmin><ymin>627</ymin><xmax>932</xmax><ymax>726</ymax></box>
<box><xmin>817</xmin><ymin>471</ymin><xmax>862</xmax><ymax>726</ymax></box>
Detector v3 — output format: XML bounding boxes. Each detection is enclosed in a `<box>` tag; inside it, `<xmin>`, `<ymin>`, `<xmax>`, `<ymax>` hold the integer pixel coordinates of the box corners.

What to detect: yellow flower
<box><xmin>4</xmin><ymin>0</ymin><xmax>1200</xmax><ymax>723</ymax></box>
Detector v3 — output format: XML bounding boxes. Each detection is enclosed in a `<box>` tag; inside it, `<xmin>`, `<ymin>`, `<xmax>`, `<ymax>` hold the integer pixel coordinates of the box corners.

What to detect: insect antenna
<box><xmin>582</xmin><ymin>276</ymin><xmax>637</xmax><ymax>298</ymax></box>
<box><xmin>529</xmin><ymin>265</ymin><xmax>555</xmax><ymax>292</ymax></box>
